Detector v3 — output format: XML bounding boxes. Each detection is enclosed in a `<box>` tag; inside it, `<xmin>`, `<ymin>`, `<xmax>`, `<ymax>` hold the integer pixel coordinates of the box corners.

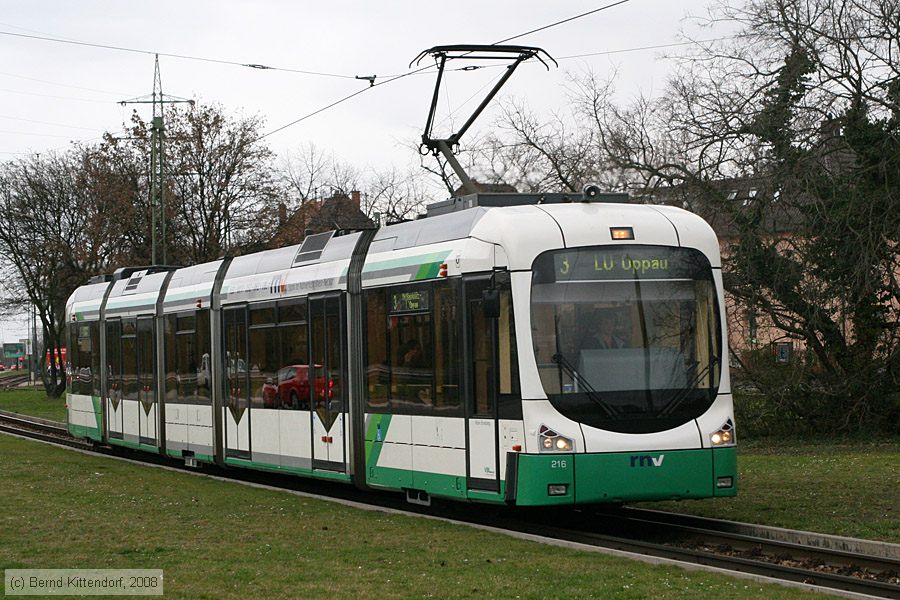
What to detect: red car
<box><xmin>262</xmin><ymin>365</ymin><xmax>328</xmax><ymax>409</ymax></box>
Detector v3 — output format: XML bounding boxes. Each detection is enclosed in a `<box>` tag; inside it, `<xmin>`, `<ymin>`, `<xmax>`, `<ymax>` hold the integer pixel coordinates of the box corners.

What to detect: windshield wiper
<box><xmin>551</xmin><ymin>353</ymin><xmax>617</xmax><ymax>419</ymax></box>
<box><xmin>658</xmin><ymin>360</ymin><xmax>714</xmax><ymax>418</ymax></box>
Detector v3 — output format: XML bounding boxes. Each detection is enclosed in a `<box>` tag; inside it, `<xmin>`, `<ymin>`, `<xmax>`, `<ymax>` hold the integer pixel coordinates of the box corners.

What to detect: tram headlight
<box><xmin>710</xmin><ymin>419</ymin><xmax>736</xmax><ymax>447</ymax></box>
<box><xmin>555</xmin><ymin>437</ymin><xmax>572</xmax><ymax>451</ymax></box>
<box><xmin>539</xmin><ymin>425</ymin><xmax>574</xmax><ymax>453</ymax></box>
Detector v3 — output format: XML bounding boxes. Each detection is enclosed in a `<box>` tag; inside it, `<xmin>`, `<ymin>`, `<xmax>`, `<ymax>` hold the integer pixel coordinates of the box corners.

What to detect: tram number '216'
<box><xmin>550</xmin><ymin>459</ymin><xmax>568</xmax><ymax>469</ymax></box>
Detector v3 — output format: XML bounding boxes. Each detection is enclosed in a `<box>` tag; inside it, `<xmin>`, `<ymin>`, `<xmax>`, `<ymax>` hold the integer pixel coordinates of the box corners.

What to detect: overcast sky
<box><xmin>0</xmin><ymin>0</ymin><xmax>730</xmax><ymax>341</ymax></box>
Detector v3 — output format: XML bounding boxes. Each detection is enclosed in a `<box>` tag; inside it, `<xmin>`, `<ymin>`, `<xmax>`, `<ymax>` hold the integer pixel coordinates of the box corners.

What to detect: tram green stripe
<box><xmin>92</xmin><ymin>395</ymin><xmax>102</xmax><ymax>431</ymax></box>
<box><xmin>364</xmin><ymin>414</ymin><xmax>392</xmax><ymax>471</ymax></box>
<box><xmin>107</xmin><ymin>438</ymin><xmax>158</xmax><ymax>452</ymax></box>
<box><xmin>68</xmin><ymin>423</ymin><xmax>102</xmax><ymax>442</ymax></box>
<box><xmin>223</xmin><ymin>457</ymin><xmax>351</xmax><ymax>482</ymax></box>
<box><xmin>414</xmin><ymin>261</ymin><xmax>443</xmax><ymax>280</ymax></box>
<box><xmin>366</xmin><ymin>466</ymin><xmax>507</xmax><ymax>503</ymax></box>
<box><xmin>362</xmin><ymin>251</ymin><xmax>450</xmax><ymax>273</ymax></box>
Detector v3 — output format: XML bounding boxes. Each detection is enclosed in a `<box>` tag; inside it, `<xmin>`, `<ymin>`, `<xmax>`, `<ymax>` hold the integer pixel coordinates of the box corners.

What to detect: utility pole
<box><xmin>120</xmin><ymin>55</ymin><xmax>193</xmax><ymax>265</ymax></box>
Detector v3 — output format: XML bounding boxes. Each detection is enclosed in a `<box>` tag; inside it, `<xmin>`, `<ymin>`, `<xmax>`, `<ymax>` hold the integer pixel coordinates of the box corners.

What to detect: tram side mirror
<box><xmin>482</xmin><ymin>288</ymin><xmax>501</xmax><ymax>319</ymax></box>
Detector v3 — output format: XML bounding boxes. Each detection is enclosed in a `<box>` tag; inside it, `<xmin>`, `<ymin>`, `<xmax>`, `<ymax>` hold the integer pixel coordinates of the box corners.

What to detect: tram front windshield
<box><xmin>531</xmin><ymin>245</ymin><xmax>721</xmax><ymax>434</ymax></box>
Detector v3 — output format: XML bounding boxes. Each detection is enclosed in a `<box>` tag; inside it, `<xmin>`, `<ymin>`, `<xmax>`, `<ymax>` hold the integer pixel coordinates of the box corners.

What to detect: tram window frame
<box><xmin>276</xmin><ymin>298</ymin><xmax>310</xmax><ymax>411</ymax></box>
<box><xmin>75</xmin><ymin>322</ymin><xmax>94</xmax><ymax>396</ymax></box>
<box><xmin>195</xmin><ymin>309</ymin><xmax>212</xmax><ymax>405</ymax></box>
<box><xmin>277</xmin><ymin>298</ymin><xmax>307</xmax><ymax>325</ymax></box>
<box><xmin>164</xmin><ymin>314</ymin><xmax>178</xmax><ymax>402</ymax></box>
<box><xmin>247</xmin><ymin>302</ymin><xmax>286</xmax><ymax>410</ymax></box>
<box><xmin>496</xmin><ymin>278</ymin><xmax>522</xmax><ymax>420</ymax></box>
<box><xmin>466</xmin><ymin>274</ymin><xmax>522</xmax><ymax>420</ymax></box>
<box><xmin>223</xmin><ymin>306</ymin><xmax>249</xmax><ymax>412</ymax></box>
<box><xmin>121</xmin><ymin>317</ymin><xmax>138</xmax><ymax>402</ymax></box>
<box><xmin>136</xmin><ymin>316</ymin><xmax>155</xmax><ymax>399</ymax></box>
<box><xmin>174</xmin><ymin>310</ymin><xmax>197</xmax><ymax>405</ymax></box>
<box><xmin>363</xmin><ymin>280</ymin><xmax>462</xmax><ymax>417</ymax></box>
<box><xmin>65</xmin><ymin>322</ymin><xmax>74</xmax><ymax>394</ymax></box>
<box><xmin>88</xmin><ymin>322</ymin><xmax>101</xmax><ymax>397</ymax></box>
<box><xmin>106</xmin><ymin>318</ymin><xmax>123</xmax><ymax>402</ymax></box>
<box><xmin>249</xmin><ymin>302</ymin><xmax>277</xmax><ymax>327</ymax></box>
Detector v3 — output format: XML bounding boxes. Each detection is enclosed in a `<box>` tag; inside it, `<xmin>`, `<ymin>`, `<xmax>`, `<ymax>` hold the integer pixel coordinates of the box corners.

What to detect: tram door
<box><xmin>136</xmin><ymin>316</ymin><xmax>157</xmax><ymax>446</ymax></box>
<box><xmin>465</xmin><ymin>277</ymin><xmax>501</xmax><ymax>492</ymax></box>
<box><xmin>309</xmin><ymin>294</ymin><xmax>346</xmax><ymax>472</ymax></box>
<box><xmin>223</xmin><ymin>306</ymin><xmax>250</xmax><ymax>459</ymax></box>
<box><xmin>106</xmin><ymin>319</ymin><xmax>124</xmax><ymax>440</ymax></box>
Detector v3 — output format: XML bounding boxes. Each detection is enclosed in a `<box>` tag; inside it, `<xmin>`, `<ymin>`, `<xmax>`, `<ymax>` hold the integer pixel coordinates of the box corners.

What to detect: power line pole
<box><xmin>120</xmin><ymin>54</ymin><xmax>193</xmax><ymax>265</ymax></box>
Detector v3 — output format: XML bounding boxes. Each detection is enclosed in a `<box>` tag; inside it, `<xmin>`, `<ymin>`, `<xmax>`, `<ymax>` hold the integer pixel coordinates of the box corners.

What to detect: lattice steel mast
<box><xmin>120</xmin><ymin>55</ymin><xmax>193</xmax><ymax>265</ymax></box>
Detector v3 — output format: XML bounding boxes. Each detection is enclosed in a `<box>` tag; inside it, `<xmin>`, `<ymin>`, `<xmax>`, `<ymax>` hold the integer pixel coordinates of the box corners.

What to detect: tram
<box><xmin>66</xmin><ymin>190</ymin><xmax>737</xmax><ymax>506</ymax></box>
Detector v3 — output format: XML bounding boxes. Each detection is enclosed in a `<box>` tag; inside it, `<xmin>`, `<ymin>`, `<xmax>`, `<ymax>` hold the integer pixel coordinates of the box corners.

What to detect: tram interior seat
<box><xmin>578</xmin><ymin>348</ymin><xmax>688</xmax><ymax>391</ymax></box>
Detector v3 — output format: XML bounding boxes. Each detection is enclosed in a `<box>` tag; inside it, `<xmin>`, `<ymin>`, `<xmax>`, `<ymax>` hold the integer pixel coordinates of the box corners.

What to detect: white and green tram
<box><xmin>66</xmin><ymin>191</ymin><xmax>737</xmax><ymax>506</ymax></box>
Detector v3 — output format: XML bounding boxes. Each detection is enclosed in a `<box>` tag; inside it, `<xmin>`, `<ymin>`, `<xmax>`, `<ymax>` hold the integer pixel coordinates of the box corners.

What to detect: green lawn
<box><xmin>0</xmin><ymin>388</ymin><xmax>896</xmax><ymax>544</ymax></box>
<box><xmin>0</xmin><ymin>434</ymin><xmax>821</xmax><ymax>600</ymax></box>
<box><xmin>641</xmin><ymin>439</ymin><xmax>900</xmax><ymax>542</ymax></box>
<box><xmin>0</xmin><ymin>388</ymin><xmax>66</xmax><ymax>422</ymax></box>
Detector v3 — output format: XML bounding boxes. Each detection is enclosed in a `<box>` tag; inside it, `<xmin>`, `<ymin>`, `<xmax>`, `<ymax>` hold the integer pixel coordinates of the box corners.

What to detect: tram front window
<box><xmin>531</xmin><ymin>246</ymin><xmax>722</xmax><ymax>434</ymax></box>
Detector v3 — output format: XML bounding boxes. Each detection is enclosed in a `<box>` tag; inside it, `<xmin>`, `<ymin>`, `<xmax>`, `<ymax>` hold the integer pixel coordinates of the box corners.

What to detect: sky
<box><xmin>0</xmin><ymin>0</ymin><xmax>730</xmax><ymax>341</ymax></box>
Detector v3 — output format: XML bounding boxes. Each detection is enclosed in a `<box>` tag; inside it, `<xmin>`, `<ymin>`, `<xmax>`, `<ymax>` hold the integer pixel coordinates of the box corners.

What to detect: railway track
<box><xmin>2</xmin><ymin>412</ymin><xmax>898</xmax><ymax>598</ymax></box>
<box><xmin>485</xmin><ymin>506</ymin><xmax>900</xmax><ymax>599</ymax></box>
<box><xmin>0</xmin><ymin>410</ymin><xmax>92</xmax><ymax>449</ymax></box>
<box><xmin>0</xmin><ymin>374</ymin><xmax>31</xmax><ymax>391</ymax></box>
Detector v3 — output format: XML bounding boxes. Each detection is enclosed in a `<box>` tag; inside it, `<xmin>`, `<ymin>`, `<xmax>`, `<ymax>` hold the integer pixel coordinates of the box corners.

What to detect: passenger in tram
<box><xmin>397</xmin><ymin>339</ymin><xmax>428</xmax><ymax>404</ymax></box>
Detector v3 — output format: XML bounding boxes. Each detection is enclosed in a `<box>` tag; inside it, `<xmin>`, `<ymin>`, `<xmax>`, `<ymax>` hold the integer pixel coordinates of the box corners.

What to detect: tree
<box><xmin>281</xmin><ymin>142</ymin><xmax>362</xmax><ymax>205</ymax></box>
<box><xmin>574</xmin><ymin>0</ymin><xmax>899</xmax><ymax>432</ymax></box>
<box><xmin>281</xmin><ymin>143</ymin><xmax>433</xmax><ymax>224</ymax></box>
<box><xmin>0</xmin><ymin>151</ymin><xmax>97</xmax><ymax>396</ymax></box>
<box><xmin>123</xmin><ymin>102</ymin><xmax>280</xmax><ymax>264</ymax></box>
<box><xmin>473</xmin><ymin>97</ymin><xmax>629</xmax><ymax>193</ymax></box>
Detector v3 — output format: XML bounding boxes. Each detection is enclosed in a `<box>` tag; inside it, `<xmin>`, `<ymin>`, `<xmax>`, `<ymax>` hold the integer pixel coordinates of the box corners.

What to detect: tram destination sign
<box><xmin>544</xmin><ymin>246</ymin><xmax>711</xmax><ymax>282</ymax></box>
<box><xmin>390</xmin><ymin>289</ymin><xmax>430</xmax><ymax>314</ymax></box>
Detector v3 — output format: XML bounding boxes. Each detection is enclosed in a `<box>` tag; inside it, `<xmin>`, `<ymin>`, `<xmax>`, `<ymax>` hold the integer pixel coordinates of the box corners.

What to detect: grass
<box><xmin>0</xmin><ymin>388</ymin><xmax>896</xmax><ymax>544</ymax></box>
<box><xmin>641</xmin><ymin>439</ymin><xmax>900</xmax><ymax>542</ymax></box>
<box><xmin>0</xmin><ymin>388</ymin><xmax>67</xmax><ymax>422</ymax></box>
<box><xmin>0</xmin><ymin>435</ymin><xmax>822</xmax><ymax>600</ymax></box>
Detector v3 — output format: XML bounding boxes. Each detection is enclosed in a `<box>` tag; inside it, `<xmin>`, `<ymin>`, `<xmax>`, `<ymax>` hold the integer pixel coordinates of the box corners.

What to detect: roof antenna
<box><xmin>411</xmin><ymin>44</ymin><xmax>556</xmax><ymax>195</ymax></box>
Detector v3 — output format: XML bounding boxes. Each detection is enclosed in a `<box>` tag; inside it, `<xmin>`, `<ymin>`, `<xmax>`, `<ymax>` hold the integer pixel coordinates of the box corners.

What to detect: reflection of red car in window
<box><xmin>262</xmin><ymin>365</ymin><xmax>327</xmax><ymax>409</ymax></box>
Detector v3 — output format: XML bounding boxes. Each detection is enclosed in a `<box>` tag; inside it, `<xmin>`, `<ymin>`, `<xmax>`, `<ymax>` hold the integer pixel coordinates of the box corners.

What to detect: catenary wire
<box><xmin>259</xmin><ymin>1</ymin><xmax>634</xmax><ymax>140</ymax></box>
<box><xmin>0</xmin><ymin>29</ymin><xmax>358</xmax><ymax>80</ymax></box>
<box><xmin>0</xmin><ymin>115</ymin><xmax>100</xmax><ymax>131</ymax></box>
<box><xmin>494</xmin><ymin>0</ymin><xmax>631</xmax><ymax>44</ymax></box>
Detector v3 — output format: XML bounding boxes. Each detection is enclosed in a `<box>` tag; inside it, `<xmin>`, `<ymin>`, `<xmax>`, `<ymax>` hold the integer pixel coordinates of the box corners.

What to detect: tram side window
<box><xmin>365</xmin><ymin>290</ymin><xmax>389</xmax><ymax>409</ymax></box>
<box><xmin>248</xmin><ymin>306</ymin><xmax>278</xmax><ymax>409</ymax></box>
<box><xmin>66</xmin><ymin>322</ymin><xmax>75</xmax><ymax>393</ymax></box>
<box><xmin>434</xmin><ymin>280</ymin><xmax>461</xmax><ymax>413</ymax></box>
<box><xmin>68</xmin><ymin>322</ymin><xmax>100</xmax><ymax>396</ymax></box>
<box><xmin>137</xmin><ymin>318</ymin><xmax>154</xmax><ymax>397</ymax></box>
<box><xmin>278</xmin><ymin>319</ymin><xmax>309</xmax><ymax>410</ymax></box>
<box><xmin>497</xmin><ymin>282</ymin><xmax>521</xmax><ymax>419</ymax></box>
<box><xmin>164</xmin><ymin>315</ymin><xmax>177</xmax><ymax>402</ymax></box>
<box><xmin>175</xmin><ymin>313</ymin><xmax>197</xmax><ymax>403</ymax></box>
<box><xmin>90</xmin><ymin>322</ymin><xmax>101</xmax><ymax>397</ymax></box>
<box><xmin>106</xmin><ymin>320</ymin><xmax>122</xmax><ymax>400</ymax></box>
<box><xmin>390</xmin><ymin>311</ymin><xmax>433</xmax><ymax>409</ymax></box>
<box><xmin>196</xmin><ymin>309</ymin><xmax>212</xmax><ymax>405</ymax></box>
<box><xmin>74</xmin><ymin>322</ymin><xmax>95</xmax><ymax>396</ymax></box>
<box><xmin>223</xmin><ymin>308</ymin><xmax>248</xmax><ymax>410</ymax></box>
<box><xmin>364</xmin><ymin>281</ymin><xmax>461</xmax><ymax>416</ymax></box>
<box><xmin>121</xmin><ymin>318</ymin><xmax>138</xmax><ymax>402</ymax></box>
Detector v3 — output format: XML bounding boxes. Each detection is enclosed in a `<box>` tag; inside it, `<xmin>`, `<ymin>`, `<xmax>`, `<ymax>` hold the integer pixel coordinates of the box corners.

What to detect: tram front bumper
<box><xmin>510</xmin><ymin>447</ymin><xmax>737</xmax><ymax>506</ymax></box>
